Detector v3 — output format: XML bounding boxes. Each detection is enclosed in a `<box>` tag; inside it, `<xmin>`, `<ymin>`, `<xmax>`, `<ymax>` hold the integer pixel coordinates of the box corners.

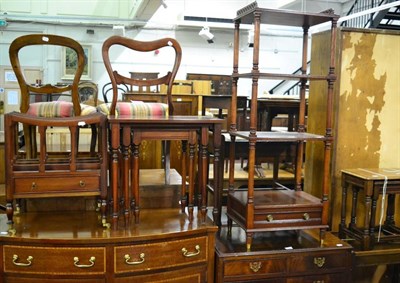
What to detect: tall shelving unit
<box><xmin>226</xmin><ymin>2</ymin><xmax>339</xmax><ymax>251</ymax></box>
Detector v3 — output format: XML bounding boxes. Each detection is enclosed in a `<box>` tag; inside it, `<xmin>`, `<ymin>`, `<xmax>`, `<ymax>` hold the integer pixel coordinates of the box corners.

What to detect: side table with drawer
<box><xmin>215</xmin><ymin>227</ymin><xmax>353</xmax><ymax>283</ymax></box>
<box><xmin>339</xmin><ymin>168</ymin><xmax>400</xmax><ymax>250</ymax></box>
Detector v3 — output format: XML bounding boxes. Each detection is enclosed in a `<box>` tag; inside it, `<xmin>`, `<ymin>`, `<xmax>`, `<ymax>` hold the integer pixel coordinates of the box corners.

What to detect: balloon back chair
<box><xmin>5</xmin><ymin>34</ymin><xmax>108</xmax><ymax>227</ymax></box>
<box><xmin>99</xmin><ymin>36</ymin><xmax>187</xmax><ymax>223</ymax></box>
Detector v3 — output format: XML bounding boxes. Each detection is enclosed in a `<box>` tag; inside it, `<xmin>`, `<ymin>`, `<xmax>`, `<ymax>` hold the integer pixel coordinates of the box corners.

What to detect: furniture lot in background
<box><xmin>5</xmin><ymin>34</ymin><xmax>108</xmax><ymax>226</ymax></box>
<box><xmin>339</xmin><ymin>168</ymin><xmax>400</xmax><ymax>250</ymax></box>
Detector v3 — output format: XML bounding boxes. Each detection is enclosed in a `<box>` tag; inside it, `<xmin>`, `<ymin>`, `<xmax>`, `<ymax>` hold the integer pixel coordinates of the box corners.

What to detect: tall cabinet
<box><xmin>226</xmin><ymin>2</ymin><xmax>339</xmax><ymax>251</ymax></box>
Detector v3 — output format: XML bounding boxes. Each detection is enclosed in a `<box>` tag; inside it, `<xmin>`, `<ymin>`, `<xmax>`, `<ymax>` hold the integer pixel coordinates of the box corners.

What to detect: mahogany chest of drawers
<box><xmin>0</xmin><ymin>209</ymin><xmax>217</xmax><ymax>282</ymax></box>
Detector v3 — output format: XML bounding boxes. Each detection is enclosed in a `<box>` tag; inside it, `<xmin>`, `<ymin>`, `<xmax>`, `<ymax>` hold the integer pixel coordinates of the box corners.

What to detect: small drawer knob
<box><xmin>79</xmin><ymin>180</ymin><xmax>86</xmax><ymax>187</ymax></box>
<box><xmin>266</xmin><ymin>214</ymin><xmax>274</xmax><ymax>222</ymax></box>
<box><xmin>303</xmin><ymin>213</ymin><xmax>310</xmax><ymax>220</ymax></box>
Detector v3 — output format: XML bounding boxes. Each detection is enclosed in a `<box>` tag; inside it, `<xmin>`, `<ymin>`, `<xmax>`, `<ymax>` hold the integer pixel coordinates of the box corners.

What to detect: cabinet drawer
<box><xmin>14</xmin><ymin>175</ymin><xmax>100</xmax><ymax>195</ymax></box>
<box><xmin>114</xmin><ymin>236</ymin><xmax>208</xmax><ymax>274</ymax></box>
<box><xmin>288</xmin><ymin>252</ymin><xmax>349</xmax><ymax>273</ymax></box>
<box><xmin>287</xmin><ymin>272</ymin><xmax>349</xmax><ymax>283</ymax></box>
<box><xmin>223</xmin><ymin>257</ymin><xmax>286</xmax><ymax>278</ymax></box>
<box><xmin>115</xmin><ymin>265</ymin><xmax>206</xmax><ymax>283</ymax></box>
<box><xmin>3</xmin><ymin>245</ymin><xmax>106</xmax><ymax>275</ymax></box>
<box><xmin>254</xmin><ymin>208</ymin><xmax>323</xmax><ymax>229</ymax></box>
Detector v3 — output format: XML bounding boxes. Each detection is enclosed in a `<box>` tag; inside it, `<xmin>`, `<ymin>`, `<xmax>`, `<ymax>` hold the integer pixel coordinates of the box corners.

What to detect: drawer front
<box><xmin>223</xmin><ymin>257</ymin><xmax>286</xmax><ymax>278</ymax></box>
<box><xmin>288</xmin><ymin>251</ymin><xmax>349</xmax><ymax>273</ymax></box>
<box><xmin>3</xmin><ymin>245</ymin><xmax>106</xmax><ymax>275</ymax></box>
<box><xmin>287</xmin><ymin>272</ymin><xmax>349</xmax><ymax>283</ymax></box>
<box><xmin>254</xmin><ymin>209</ymin><xmax>323</xmax><ymax>228</ymax></box>
<box><xmin>14</xmin><ymin>176</ymin><xmax>100</xmax><ymax>195</ymax></box>
<box><xmin>4</xmin><ymin>277</ymin><xmax>105</xmax><ymax>283</ymax></box>
<box><xmin>115</xmin><ymin>265</ymin><xmax>206</xmax><ymax>283</ymax></box>
<box><xmin>114</xmin><ymin>236</ymin><xmax>208</xmax><ymax>273</ymax></box>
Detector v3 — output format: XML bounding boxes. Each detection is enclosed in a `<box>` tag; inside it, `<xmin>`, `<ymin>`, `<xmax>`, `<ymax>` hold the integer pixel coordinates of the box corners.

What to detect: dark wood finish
<box><xmin>215</xmin><ymin>228</ymin><xmax>353</xmax><ymax>283</ymax></box>
<box><xmin>227</xmin><ymin>3</ymin><xmax>339</xmax><ymax>251</ymax></box>
<box><xmin>339</xmin><ymin>168</ymin><xmax>400</xmax><ymax>250</ymax></box>
<box><xmin>0</xmin><ymin>209</ymin><xmax>217</xmax><ymax>282</ymax></box>
<box><xmin>4</xmin><ymin>112</ymin><xmax>108</xmax><ymax>226</ymax></box>
<box><xmin>187</xmin><ymin>73</ymin><xmax>232</xmax><ymax>95</ymax></box>
<box><xmin>255</xmin><ymin>98</ymin><xmax>304</xmax><ymax>131</ymax></box>
<box><xmin>108</xmin><ymin>115</ymin><xmax>223</xmax><ymax>226</ymax></box>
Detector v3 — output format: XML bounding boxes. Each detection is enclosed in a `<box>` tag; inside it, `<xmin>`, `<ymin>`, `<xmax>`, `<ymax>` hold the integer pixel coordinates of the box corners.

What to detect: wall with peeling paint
<box><xmin>305</xmin><ymin>27</ymin><xmax>400</xmax><ymax>232</ymax></box>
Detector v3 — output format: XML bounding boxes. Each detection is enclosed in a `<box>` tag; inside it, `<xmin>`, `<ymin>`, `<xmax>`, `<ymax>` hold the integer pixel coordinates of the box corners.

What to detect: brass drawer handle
<box><xmin>266</xmin><ymin>214</ymin><xmax>274</xmax><ymax>222</ymax></box>
<box><xmin>314</xmin><ymin>257</ymin><xmax>325</xmax><ymax>268</ymax></box>
<box><xmin>249</xmin><ymin>261</ymin><xmax>262</xmax><ymax>272</ymax></box>
<box><xmin>182</xmin><ymin>245</ymin><xmax>200</xmax><ymax>257</ymax></box>
<box><xmin>73</xmin><ymin>256</ymin><xmax>95</xmax><ymax>268</ymax></box>
<box><xmin>13</xmin><ymin>254</ymin><xmax>33</xmax><ymax>267</ymax></box>
<box><xmin>31</xmin><ymin>182</ymin><xmax>37</xmax><ymax>190</ymax></box>
<box><xmin>79</xmin><ymin>180</ymin><xmax>86</xmax><ymax>187</ymax></box>
<box><xmin>124</xmin><ymin>253</ymin><xmax>145</xmax><ymax>265</ymax></box>
<box><xmin>303</xmin><ymin>213</ymin><xmax>310</xmax><ymax>220</ymax></box>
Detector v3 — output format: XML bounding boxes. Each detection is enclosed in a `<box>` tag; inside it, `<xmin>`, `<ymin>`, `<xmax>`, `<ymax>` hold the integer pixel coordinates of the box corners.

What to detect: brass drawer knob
<box><xmin>124</xmin><ymin>253</ymin><xmax>145</xmax><ymax>265</ymax></box>
<box><xmin>303</xmin><ymin>213</ymin><xmax>310</xmax><ymax>220</ymax></box>
<box><xmin>31</xmin><ymin>182</ymin><xmax>37</xmax><ymax>190</ymax></box>
<box><xmin>313</xmin><ymin>257</ymin><xmax>325</xmax><ymax>268</ymax></box>
<box><xmin>266</xmin><ymin>214</ymin><xmax>274</xmax><ymax>222</ymax></box>
<box><xmin>79</xmin><ymin>180</ymin><xmax>86</xmax><ymax>187</ymax></box>
<box><xmin>73</xmin><ymin>256</ymin><xmax>95</xmax><ymax>268</ymax></box>
<box><xmin>182</xmin><ymin>245</ymin><xmax>200</xmax><ymax>257</ymax></box>
<box><xmin>12</xmin><ymin>254</ymin><xmax>33</xmax><ymax>267</ymax></box>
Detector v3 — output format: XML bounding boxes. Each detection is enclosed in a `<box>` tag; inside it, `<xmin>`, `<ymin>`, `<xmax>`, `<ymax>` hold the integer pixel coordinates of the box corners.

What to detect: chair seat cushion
<box><xmin>27</xmin><ymin>101</ymin><xmax>97</xmax><ymax>117</ymax></box>
<box><xmin>97</xmin><ymin>101</ymin><xmax>168</xmax><ymax>117</ymax></box>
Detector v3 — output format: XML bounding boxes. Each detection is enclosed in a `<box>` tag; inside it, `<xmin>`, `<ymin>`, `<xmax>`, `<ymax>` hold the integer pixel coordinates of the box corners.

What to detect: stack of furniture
<box><xmin>1</xmin><ymin>35</ymin><xmax>222</xmax><ymax>282</ymax></box>
<box><xmin>5</xmin><ymin>34</ymin><xmax>108</xmax><ymax>227</ymax></box>
<box><xmin>225</xmin><ymin>2</ymin><xmax>339</xmax><ymax>251</ymax></box>
<box><xmin>212</xmin><ymin>3</ymin><xmax>355</xmax><ymax>282</ymax></box>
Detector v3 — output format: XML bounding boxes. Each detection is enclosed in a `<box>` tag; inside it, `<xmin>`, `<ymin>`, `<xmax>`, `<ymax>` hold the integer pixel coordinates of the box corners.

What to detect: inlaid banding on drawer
<box><xmin>3</xmin><ymin>245</ymin><xmax>106</xmax><ymax>274</ymax></box>
<box><xmin>114</xmin><ymin>236</ymin><xmax>208</xmax><ymax>274</ymax></box>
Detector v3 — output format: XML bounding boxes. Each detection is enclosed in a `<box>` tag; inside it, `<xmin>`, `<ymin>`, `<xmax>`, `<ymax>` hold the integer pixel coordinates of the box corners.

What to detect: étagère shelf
<box><xmin>226</xmin><ymin>2</ymin><xmax>339</xmax><ymax>251</ymax></box>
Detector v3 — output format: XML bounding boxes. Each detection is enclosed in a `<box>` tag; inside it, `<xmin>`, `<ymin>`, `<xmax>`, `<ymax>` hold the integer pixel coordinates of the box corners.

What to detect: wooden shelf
<box><xmin>231</xmin><ymin>130</ymin><xmax>328</xmax><ymax>142</ymax></box>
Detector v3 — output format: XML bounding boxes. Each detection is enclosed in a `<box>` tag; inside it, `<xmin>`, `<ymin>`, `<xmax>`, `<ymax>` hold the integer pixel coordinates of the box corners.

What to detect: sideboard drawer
<box><xmin>3</xmin><ymin>245</ymin><xmax>106</xmax><ymax>275</ymax></box>
<box><xmin>14</xmin><ymin>175</ymin><xmax>100</xmax><ymax>195</ymax></box>
<box><xmin>223</xmin><ymin>257</ymin><xmax>286</xmax><ymax>278</ymax></box>
<box><xmin>114</xmin><ymin>236</ymin><xmax>208</xmax><ymax>274</ymax></box>
<box><xmin>287</xmin><ymin>272</ymin><xmax>349</xmax><ymax>283</ymax></box>
<box><xmin>288</xmin><ymin>252</ymin><xmax>349</xmax><ymax>273</ymax></box>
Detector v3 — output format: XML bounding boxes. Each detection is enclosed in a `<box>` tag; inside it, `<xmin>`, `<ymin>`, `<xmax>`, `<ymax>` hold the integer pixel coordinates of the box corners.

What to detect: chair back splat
<box><xmin>101</xmin><ymin>36</ymin><xmax>182</xmax><ymax>116</ymax></box>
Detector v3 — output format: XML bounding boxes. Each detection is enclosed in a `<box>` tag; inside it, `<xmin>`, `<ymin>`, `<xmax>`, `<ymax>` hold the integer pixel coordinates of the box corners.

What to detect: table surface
<box><xmin>342</xmin><ymin>168</ymin><xmax>400</xmax><ymax>180</ymax></box>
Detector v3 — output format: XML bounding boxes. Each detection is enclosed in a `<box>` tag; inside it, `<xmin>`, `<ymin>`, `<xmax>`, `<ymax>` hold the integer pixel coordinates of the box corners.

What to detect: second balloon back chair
<box><xmin>99</xmin><ymin>36</ymin><xmax>184</xmax><ymax>222</ymax></box>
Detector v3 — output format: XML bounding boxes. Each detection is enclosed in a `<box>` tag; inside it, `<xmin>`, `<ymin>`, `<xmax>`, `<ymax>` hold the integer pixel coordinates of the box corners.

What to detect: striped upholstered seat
<box><xmin>27</xmin><ymin>101</ymin><xmax>97</xmax><ymax>118</ymax></box>
<box><xmin>97</xmin><ymin>101</ymin><xmax>168</xmax><ymax>117</ymax></box>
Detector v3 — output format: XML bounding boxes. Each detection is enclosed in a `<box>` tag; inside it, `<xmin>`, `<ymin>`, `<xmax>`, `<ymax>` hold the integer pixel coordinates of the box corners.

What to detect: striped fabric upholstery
<box><xmin>97</xmin><ymin>101</ymin><xmax>168</xmax><ymax>117</ymax></box>
<box><xmin>27</xmin><ymin>101</ymin><xmax>97</xmax><ymax>117</ymax></box>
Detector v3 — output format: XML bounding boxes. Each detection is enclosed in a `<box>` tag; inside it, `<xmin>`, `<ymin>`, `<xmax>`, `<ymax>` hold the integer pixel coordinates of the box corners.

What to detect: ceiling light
<box><xmin>199</xmin><ymin>26</ymin><xmax>214</xmax><ymax>43</ymax></box>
